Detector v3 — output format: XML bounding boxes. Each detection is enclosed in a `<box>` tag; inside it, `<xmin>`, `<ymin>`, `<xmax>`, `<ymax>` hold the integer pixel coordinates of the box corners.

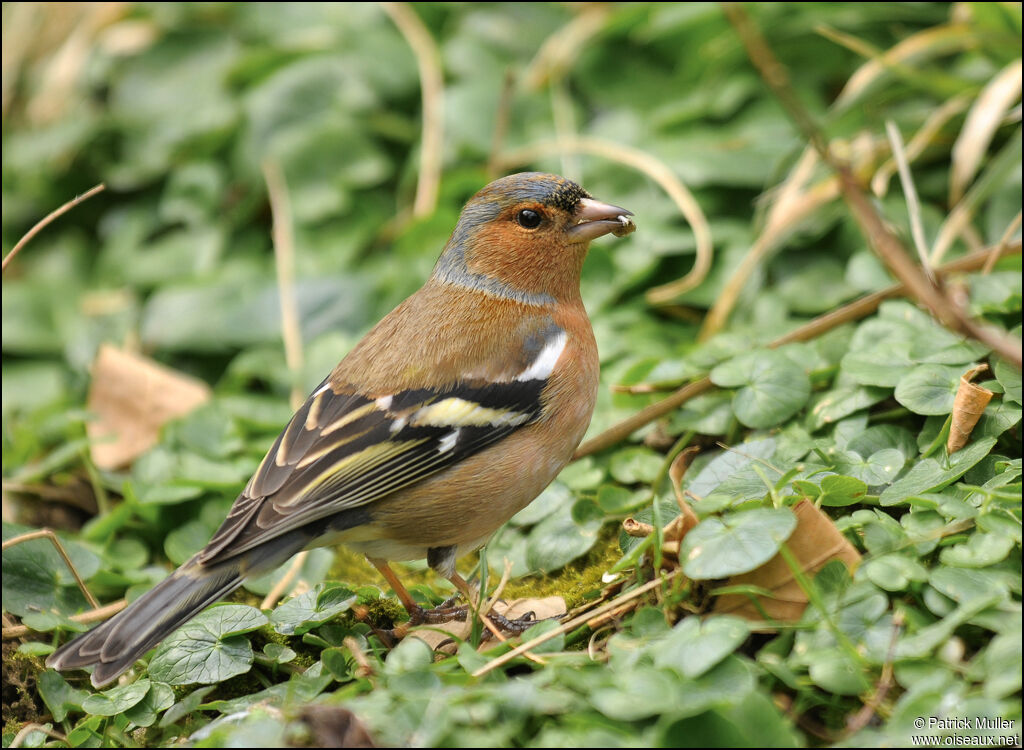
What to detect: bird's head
<box><xmin>433</xmin><ymin>172</ymin><xmax>634</xmax><ymax>304</ymax></box>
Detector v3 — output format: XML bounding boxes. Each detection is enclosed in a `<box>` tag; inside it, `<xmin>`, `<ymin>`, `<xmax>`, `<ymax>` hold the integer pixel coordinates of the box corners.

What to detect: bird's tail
<box><xmin>46</xmin><ymin>557</ymin><xmax>244</xmax><ymax>688</ymax></box>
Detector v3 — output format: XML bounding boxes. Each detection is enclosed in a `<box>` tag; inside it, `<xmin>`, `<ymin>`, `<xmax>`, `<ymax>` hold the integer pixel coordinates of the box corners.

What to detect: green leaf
<box><xmin>589</xmin><ymin>667</ymin><xmax>683</xmax><ymax>720</ymax></box>
<box><xmin>834</xmin><ymin>448</ymin><xmax>905</xmax><ymax>486</ymax></box>
<box><xmin>668</xmin><ymin>390</ymin><xmax>735</xmax><ymax>435</ymax></box>
<box><xmin>819</xmin><ymin>474</ymin><xmax>869</xmax><ymax>507</ymax></box>
<box><xmin>982</xmin><ymin>632</ymin><xmax>1022</xmax><ymax>699</ymax></box>
<box><xmin>809</xmin><ymin>385</ymin><xmax>888</xmax><ymax>429</ymax></box>
<box><xmin>262</xmin><ymin>643</ymin><xmax>297</xmax><ymax>664</ymax></box>
<box><xmin>596</xmin><ymin>485</ymin><xmax>649</xmax><ymax>514</ymax></box>
<box><xmin>682</xmin><ymin>508</ymin><xmax>797</xmax><ymax>580</ymax></box>
<box><xmin>164</xmin><ymin>520</ymin><xmax>215</xmax><ymax>566</ymax></box>
<box><xmin>879</xmin><ymin>438</ymin><xmax>997</xmax><ymax>505</ymax></box>
<box><xmin>863</xmin><ymin>554</ymin><xmax>929</xmax><ymax>591</ymax></box>
<box><xmin>141</xmin><ymin>277</ymin><xmax>367</xmax><ymax>352</ymax></box>
<box><xmin>846</xmin><ymin>425</ymin><xmax>917</xmax><ymax>461</ymax></box>
<box><xmin>243</xmin><ymin>548</ymin><xmax>335</xmax><ymax>596</ymax></box>
<box><xmin>38</xmin><ymin>671</ymin><xmax>88</xmax><ymax>722</ymax></box>
<box><xmin>609</xmin><ymin>447</ymin><xmax>664</xmax><ymax>484</ymax></box>
<box><xmin>81</xmin><ymin>679</ymin><xmax>152</xmax><ymax>716</ymax></box>
<box><xmin>894</xmin><ymin>364</ymin><xmax>962</xmax><ymax>415</ymax></box>
<box><xmin>1</xmin><ymin>522</ymin><xmax>102</xmax><ymax>617</ymax></box>
<box><xmin>269</xmin><ymin>583</ymin><xmax>356</xmax><ymax>635</ymax></box>
<box><xmin>509</xmin><ymin>482</ymin><xmax>570</xmax><ymax>526</ymax></box>
<box><xmin>939</xmin><ymin>532</ymin><xmax>1015</xmax><ymax>568</ymax></box>
<box><xmin>687</xmin><ymin>438</ymin><xmax>776</xmax><ymax>498</ymax></box>
<box><xmin>148</xmin><ymin>605</ymin><xmax>268</xmax><ymax>685</ymax></box>
<box><xmin>383</xmin><ymin>636</ymin><xmax>433</xmax><ymax>674</ymax></box>
<box><xmin>994</xmin><ymin>357</ymin><xmax>1022</xmax><ymax>405</ymax></box>
<box><xmin>711</xmin><ymin>350</ymin><xmax>811</xmax><ymax>428</ymax></box>
<box><xmin>124</xmin><ymin>681</ymin><xmax>175</xmax><ymax>728</ymax></box>
<box><xmin>807</xmin><ymin>650</ymin><xmax>870</xmax><ymax>695</ymax></box>
<box><xmin>525</xmin><ymin>502</ymin><xmax>602</xmax><ymax>572</ymax></box>
<box><xmin>654</xmin><ymin>616</ymin><xmax>750</xmax><ymax>678</ymax></box>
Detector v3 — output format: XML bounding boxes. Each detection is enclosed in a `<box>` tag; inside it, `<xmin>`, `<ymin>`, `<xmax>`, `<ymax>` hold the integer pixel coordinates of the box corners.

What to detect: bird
<box><xmin>47</xmin><ymin>171</ymin><xmax>635</xmax><ymax>687</ymax></box>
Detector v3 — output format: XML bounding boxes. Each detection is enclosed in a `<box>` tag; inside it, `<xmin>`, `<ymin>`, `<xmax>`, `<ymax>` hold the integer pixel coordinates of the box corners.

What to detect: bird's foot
<box><xmin>482</xmin><ymin>609</ymin><xmax>540</xmax><ymax>635</ymax></box>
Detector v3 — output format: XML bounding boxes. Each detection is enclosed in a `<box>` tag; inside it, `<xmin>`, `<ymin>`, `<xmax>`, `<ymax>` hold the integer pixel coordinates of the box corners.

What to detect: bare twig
<box><xmin>263</xmin><ymin>159</ymin><xmax>309</xmax><ymax>605</ymax></box>
<box><xmin>3</xmin><ymin>599</ymin><xmax>126</xmax><ymax>640</ymax></box>
<box><xmin>522</xmin><ymin>4</ymin><xmax>610</xmax><ymax>91</ymax></box>
<box><xmin>872</xmin><ymin>95</ymin><xmax>970</xmax><ymax>197</ymax></box>
<box><xmin>885</xmin><ymin>120</ymin><xmax>933</xmax><ymax>282</ymax></box>
<box><xmin>381</xmin><ymin>2</ymin><xmax>444</xmax><ymax>218</ymax></box>
<box><xmin>472</xmin><ymin>572</ymin><xmax>678</xmax><ymax>677</ymax></box>
<box><xmin>982</xmin><ymin>210</ymin><xmax>1022</xmax><ymax>274</ymax></box>
<box><xmin>487</xmin><ymin>70</ymin><xmax>516</xmax><ymax>178</ymax></box>
<box><xmin>498</xmin><ymin>136</ymin><xmax>713</xmax><ymax>299</ymax></box>
<box><xmin>262</xmin><ymin>159</ymin><xmax>304</xmax><ymax>412</ymax></box>
<box><xmin>2</xmin><ymin>183</ymin><xmax>105</xmax><ymax>272</ymax></box>
<box><xmin>8</xmin><ymin>723</ymin><xmax>67</xmax><ymax>748</ymax></box>
<box><xmin>260</xmin><ymin>553</ymin><xmax>308</xmax><ymax>610</ymax></box>
<box><xmin>574</xmin><ymin>240</ymin><xmax>1021</xmax><ymax>458</ymax></box>
<box><xmin>343</xmin><ymin>635</ymin><xmax>375</xmax><ymax>678</ymax></box>
<box><xmin>2</xmin><ymin>528</ymin><xmax>99</xmax><ymax>609</ymax></box>
<box><xmin>723</xmin><ymin>4</ymin><xmax>1022</xmax><ymax>370</ymax></box>
<box><xmin>845</xmin><ymin>611</ymin><xmax>904</xmax><ymax>734</ymax></box>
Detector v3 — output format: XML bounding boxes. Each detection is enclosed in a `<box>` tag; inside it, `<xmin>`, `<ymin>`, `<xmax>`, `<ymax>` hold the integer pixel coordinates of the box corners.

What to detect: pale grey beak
<box><xmin>569</xmin><ymin>197</ymin><xmax>636</xmax><ymax>241</ymax></box>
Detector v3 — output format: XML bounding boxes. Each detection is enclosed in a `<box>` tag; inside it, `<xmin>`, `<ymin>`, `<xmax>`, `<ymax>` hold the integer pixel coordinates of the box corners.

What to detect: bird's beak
<box><xmin>569</xmin><ymin>198</ymin><xmax>635</xmax><ymax>241</ymax></box>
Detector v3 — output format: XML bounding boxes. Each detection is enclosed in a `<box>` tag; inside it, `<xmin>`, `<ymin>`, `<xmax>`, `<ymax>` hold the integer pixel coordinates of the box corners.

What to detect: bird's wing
<box><xmin>198</xmin><ymin>337</ymin><xmax>563</xmax><ymax>563</ymax></box>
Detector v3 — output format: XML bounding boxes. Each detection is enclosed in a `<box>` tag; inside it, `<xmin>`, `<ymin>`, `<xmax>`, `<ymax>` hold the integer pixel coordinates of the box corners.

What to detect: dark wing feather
<box><xmin>198</xmin><ymin>376</ymin><xmax>546</xmax><ymax>564</ymax></box>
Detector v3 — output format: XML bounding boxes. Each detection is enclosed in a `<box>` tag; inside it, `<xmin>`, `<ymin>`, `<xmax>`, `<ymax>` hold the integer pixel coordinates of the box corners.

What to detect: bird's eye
<box><xmin>516</xmin><ymin>209</ymin><xmax>542</xmax><ymax>229</ymax></box>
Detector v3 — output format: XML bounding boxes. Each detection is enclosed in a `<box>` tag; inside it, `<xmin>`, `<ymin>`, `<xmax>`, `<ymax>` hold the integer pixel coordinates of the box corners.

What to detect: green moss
<box><xmin>202</xmin><ymin>670</ymin><xmax>266</xmax><ymax>705</ymax></box>
<box><xmin>499</xmin><ymin>526</ymin><xmax>621</xmax><ymax>610</ymax></box>
<box><xmin>360</xmin><ymin>596</ymin><xmax>407</xmax><ymax>628</ymax></box>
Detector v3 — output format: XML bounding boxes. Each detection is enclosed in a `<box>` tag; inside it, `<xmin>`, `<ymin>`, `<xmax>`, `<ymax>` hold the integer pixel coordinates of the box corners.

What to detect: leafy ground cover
<box><xmin>2</xmin><ymin>3</ymin><xmax>1021</xmax><ymax>747</ymax></box>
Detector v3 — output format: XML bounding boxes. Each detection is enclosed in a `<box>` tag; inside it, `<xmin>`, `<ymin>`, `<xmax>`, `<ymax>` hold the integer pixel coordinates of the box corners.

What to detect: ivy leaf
<box><xmin>880</xmin><ymin>438</ymin><xmax>997</xmax><ymax>506</ymax></box>
<box><xmin>38</xmin><ymin>671</ymin><xmax>89</xmax><ymax>722</ymax></box>
<box><xmin>682</xmin><ymin>508</ymin><xmax>797</xmax><ymax>580</ymax></box>
<box><xmin>834</xmin><ymin>449</ymin><xmax>905</xmax><ymax>486</ymax></box>
<box><xmin>2</xmin><ymin>522</ymin><xmax>102</xmax><ymax>617</ymax></box>
<box><xmin>81</xmin><ymin>679</ymin><xmax>152</xmax><ymax>716</ymax></box>
<box><xmin>609</xmin><ymin>447</ymin><xmax>663</xmax><ymax>484</ymax></box>
<box><xmin>819</xmin><ymin>475</ymin><xmax>868</xmax><ymax>507</ymax></box>
<box><xmin>124</xmin><ymin>682</ymin><xmax>176</xmax><ymax>727</ymax></box>
<box><xmin>894</xmin><ymin>364</ymin><xmax>962</xmax><ymax>415</ymax></box>
<box><xmin>994</xmin><ymin>357</ymin><xmax>1022</xmax><ymax>405</ymax></box>
<box><xmin>940</xmin><ymin>533</ymin><xmax>1015</xmax><ymax>568</ymax></box>
<box><xmin>711</xmin><ymin>350</ymin><xmax>811</xmax><ymax>428</ymax></box>
<box><xmin>270</xmin><ymin>583</ymin><xmax>356</xmax><ymax>636</ymax></box>
<box><xmin>148</xmin><ymin>605</ymin><xmax>268</xmax><ymax>685</ymax></box>
<box><xmin>687</xmin><ymin>438</ymin><xmax>776</xmax><ymax>499</ymax></box>
<box><xmin>655</xmin><ymin>616</ymin><xmax>750</xmax><ymax>678</ymax></box>
<box><xmin>526</xmin><ymin>502</ymin><xmax>601</xmax><ymax>572</ymax></box>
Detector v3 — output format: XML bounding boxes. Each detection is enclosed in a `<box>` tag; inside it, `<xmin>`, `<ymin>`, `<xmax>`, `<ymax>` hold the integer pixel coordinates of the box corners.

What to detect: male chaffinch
<box><xmin>48</xmin><ymin>171</ymin><xmax>634</xmax><ymax>687</ymax></box>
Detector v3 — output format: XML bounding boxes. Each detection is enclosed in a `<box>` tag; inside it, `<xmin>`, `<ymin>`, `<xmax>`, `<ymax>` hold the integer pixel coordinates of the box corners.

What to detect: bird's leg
<box><xmin>367</xmin><ymin>558</ymin><xmax>466</xmax><ymax>629</ymax></box>
<box><xmin>368</xmin><ymin>553</ymin><xmax>546</xmax><ymax>640</ymax></box>
<box><xmin>444</xmin><ymin>571</ymin><xmax>540</xmax><ymax>635</ymax></box>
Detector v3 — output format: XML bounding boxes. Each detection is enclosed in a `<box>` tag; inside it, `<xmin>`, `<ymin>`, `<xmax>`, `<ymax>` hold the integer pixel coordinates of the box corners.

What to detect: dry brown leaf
<box><xmin>713</xmin><ymin>500</ymin><xmax>861</xmax><ymax>623</ymax></box>
<box><xmin>86</xmin><ymin>344</ymin><xmax>211</xmax><ymax>469</ymax></box>
<box><xmin>947</xmin><ymin>364</ymin><xmax>994</xmax><ymax>454</ymax></box>
<box><xmin>949</xmin><ymin>58</ymin><xmax>1023</xmax><ymax>206</ymax></box>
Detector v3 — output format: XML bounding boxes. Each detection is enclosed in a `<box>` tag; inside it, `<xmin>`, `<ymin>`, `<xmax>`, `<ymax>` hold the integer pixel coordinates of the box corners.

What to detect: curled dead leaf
<box><xmin>713</xmin><ymin>500</ymin><xmax>861</xmax><ymax>623</ymax></box>
<box><xmin>947</xmin><ymin>364</ymin><xmax>993</xmax><ymax>454</ymax></box>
